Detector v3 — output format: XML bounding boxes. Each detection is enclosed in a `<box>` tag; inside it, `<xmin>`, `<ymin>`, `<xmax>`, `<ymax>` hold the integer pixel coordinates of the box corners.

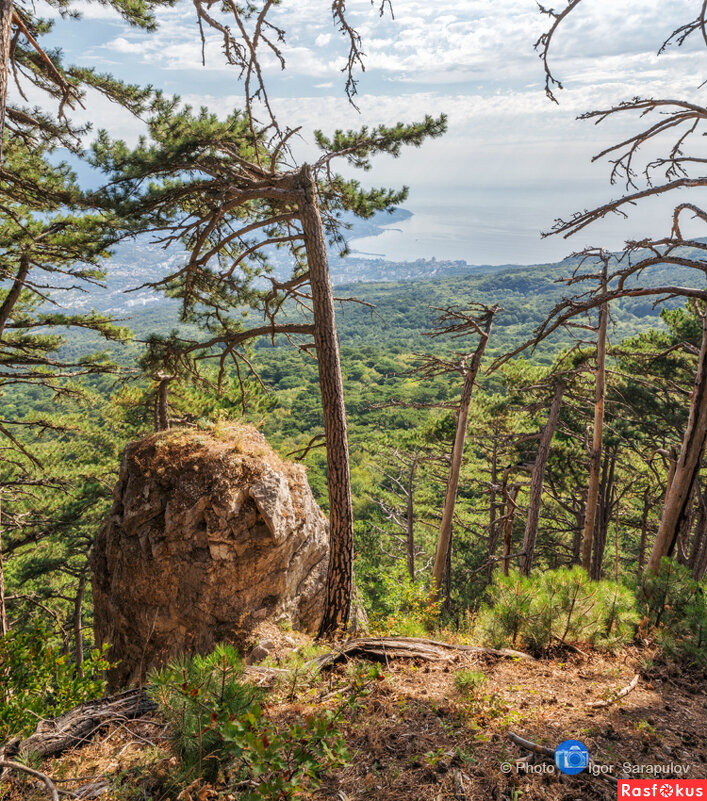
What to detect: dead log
<box><xmin>3</xmin><ymin>688</ymin><xmax>155</xmax><ymax>761</ymax></box>
<box><xmin>586</xmin><ymin>674</ymin><xmax>639</xmax><ymax>708</ymax></box>
<box><xmin>0</xmin><ymin>761</ymin><xmax>59</xmax><ymax>800</ymax></box>
<box><xmin>315</xmin><ymin>636</ymin><xmax>532</xmax><ymax>669</ymax></box>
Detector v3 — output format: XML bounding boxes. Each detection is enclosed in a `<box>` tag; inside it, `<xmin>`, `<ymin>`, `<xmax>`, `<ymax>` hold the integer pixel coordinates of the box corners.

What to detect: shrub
<box><xmin>0</xmin><ymin>624</ymin><xmax>110</xmax><ymax>743</ymax></box>
<box><xmin>639</xmin><ymin>558</ymin><xmax>707</xmax><ymax>667</ymax></box>
<box><xmin>150</xmin><ymin>644</ymin><xmax>261</xmax><ymax>782</ymax></box>
<box><xmin>454</xmin><ymin>669</ymin><xmax>487</xmax><ymax>695</ymax></box>
<box><xmin>366</xmin><ymin>572</ymin><xmax>442</xmax><ymax>636</ymax></box>
<box><xmin>475</xmin><ymin>567</ymin><xmax>639</xmax><ymax>653</ymax></box>
<box><xmin>150</xmin><ymin>644</ymin><xmax>349</xmax><ymax>797</ymax></box>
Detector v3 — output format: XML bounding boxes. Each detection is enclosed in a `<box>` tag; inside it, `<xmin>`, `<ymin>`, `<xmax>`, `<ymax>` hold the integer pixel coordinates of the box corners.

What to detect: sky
<box><xmin>34</xmin><ymin>0</ymin><xmax>707</xmax><ymax>265</ymax></box>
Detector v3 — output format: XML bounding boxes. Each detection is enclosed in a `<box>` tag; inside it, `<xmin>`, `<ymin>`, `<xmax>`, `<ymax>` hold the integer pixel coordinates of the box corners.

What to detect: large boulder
<box><xmin>90</xmin><ymin>424</ymin><xmax>329</xmax><ymax>688</ymax></box>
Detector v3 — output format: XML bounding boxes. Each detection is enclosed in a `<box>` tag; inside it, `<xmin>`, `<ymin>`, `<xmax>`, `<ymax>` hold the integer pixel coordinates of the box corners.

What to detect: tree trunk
<box><xmin>590</xmin><ymin>447</ymin><xmax>616</xmax><ymax>581</ymax></box>
<box><xmin>675</xmin><ymin>483</ymin><xmax>698</xmax><ymax>567</ymax></box>
<box><xmin>581</xmin><ymin>267</ymin><xmax>609</xmax><ymax>574</ymax></box>
<box><xmin>443</xmin><ymin>532</ymin><xmax>452</xmax><ymax>612</ymax></box>
<box><xmin>155</xmin><ymin>377</ymin><xmax>171</xmax><ymax>432</ymax></box>
<box><xmin>299</xmin><ymin>165</ymin><xmax>354</xmax><ymax>637</ymax></box>
<box><xmin>406</xmin><ymin>455</ymin><xmax>418</xmax><ymax>582</ymax></box>
<box><xmin>73</xmin><ymin>570</ymin><xmax>86</xmax><ymax>674</ymax></box>
<box><xmin>637</xmin><ymin>487</ymin><xmax>651</xmax><ymax>578</ymax></box>
<box><xmin>688</xmin><ymin>485</ymin><xmax>707</xmax><ymax>580</ymax></box>
<box><xmin>571</xmin><ymin>500</ymin><xmax>585</xmax><ymax>565</ymax></box>
<box><xmin>0</xmin><ymin>253</ymin><xmax>29</xmax><ymax>338</ymax></box>
<box><xmin>502</xmin><ymin>484</ymin><xmax>520</xmax><ymax>577</ymax></box>
<box><xmin>691</xmin><ymin>514</ymin><xmax>707</xmax><ymax>581</ymax></box>
<box><xmin>520</xmin><ymin>380</ymin><xmax>564</xmax><ymax>576</ymax></box>
<box><xmin>648</xmin><ymin>310</ymin><xmax>707</xmax><ymax>574</ymax></box>
<box><xmin>0</xmin><ymin>0</ymin><xmax>13</xmax><ymax>164</ymax></box>
<box><xmin>486</xmin><ymin>428</ymin><xmax>500</xmax><ymax>580</ymax></box>
<box><xmin>431</xmin><ymin>317</ymin><xmax>493</xmax><ymax>596</ymax></box>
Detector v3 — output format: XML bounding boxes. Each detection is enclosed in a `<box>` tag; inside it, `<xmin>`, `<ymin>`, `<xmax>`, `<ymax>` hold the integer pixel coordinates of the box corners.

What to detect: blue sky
<box><xmin>32</xmin><ymin>0</ymin><xmax>707</xmax><ymax>264</ymax></box>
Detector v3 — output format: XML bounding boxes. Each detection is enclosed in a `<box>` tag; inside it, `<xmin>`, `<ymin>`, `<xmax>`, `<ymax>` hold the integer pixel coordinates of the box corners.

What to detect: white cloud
<box><xmin>28</xmin><ymin>0</ymin><xmax>707</xmax><ymax>261</ymax></box>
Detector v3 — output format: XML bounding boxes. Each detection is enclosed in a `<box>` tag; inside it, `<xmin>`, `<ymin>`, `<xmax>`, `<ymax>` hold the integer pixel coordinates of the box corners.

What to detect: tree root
<box><xmin>587</xmin><ymin>673</ymin><xmax>639</xmax><ymax>708</ymax></box>
<box><xmin>0</xmin><ymin>760</ymin><xmax>60</xmax><ymax>800</ymax></box>
<box><xmin>3</xmin><ymin>688</ymin><xmax>155</xmax><ymax>762</ymax></box>
<box><xmin>315</xmin><ymin>636</ymin><xmax>533</xmax><ymax>669</ymax></box>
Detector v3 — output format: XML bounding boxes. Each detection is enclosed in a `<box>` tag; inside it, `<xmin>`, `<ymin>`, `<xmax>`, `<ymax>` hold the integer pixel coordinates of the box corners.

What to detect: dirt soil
<box><xmin>2</xmin><ymin>644</ymin><xmax>705</xmax><ymax>801</ymax></box>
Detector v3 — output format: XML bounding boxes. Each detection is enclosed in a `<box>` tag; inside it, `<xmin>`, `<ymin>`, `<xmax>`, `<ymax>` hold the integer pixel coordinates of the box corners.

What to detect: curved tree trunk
<box><xmin>520</xmin><ymin>380</ymin><xmax>564</xmax><ymax>576</ymax></box>
<box><xmin>299</xmin><ymin>165</ymin><xmax>354</xmax><ymax>637</ymax></box>
<box><xmin>648</xmin><ymin>310</ymin><xmax>707</xmax><ymax>574</ymax></box>
<box><xmin>431</xmin><ymin>316</ymin><xmax>493</xmax><ymax>596</ymax></box>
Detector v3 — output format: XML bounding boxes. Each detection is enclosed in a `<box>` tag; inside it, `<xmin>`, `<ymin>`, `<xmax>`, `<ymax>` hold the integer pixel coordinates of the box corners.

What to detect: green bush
<box><xmin>0</xmin><ymin>625</ymin><xmax>110</xmax><ymax>743</ymax></box>
<box><xmin>639</xmin><ymin>558</ymin><xmax>707</xmax><ymax>667</ymax></box>
<box><xmin>475</xmin><ymin>567</ymin><xmax>639</xmax><ymax>653</ymax></box>
<box><xmin>150</xmin><ymin>644</ymin><xmax>262</xmax><ymax>782</ymax></box>
<box><xmin>366</xmin><ymin>571</ymin><xmax>441</xmax><ymax>636</ymax></box>
<box><xmin>454</xmin><ymin>668</ymin><xmax>487</xmax><ymax>695</ymax></box>
<box><xmin>150</xmin><ymin>644</ymin><xmax>349</xmax><ymax>798</ymax></box>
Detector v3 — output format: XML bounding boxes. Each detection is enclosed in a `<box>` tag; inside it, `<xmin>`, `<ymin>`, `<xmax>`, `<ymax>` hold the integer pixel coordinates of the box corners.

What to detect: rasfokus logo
<box><xmin>618</xmin><ymin>781</ymin><xmax>707</xmax><ymax>798</ymax></box>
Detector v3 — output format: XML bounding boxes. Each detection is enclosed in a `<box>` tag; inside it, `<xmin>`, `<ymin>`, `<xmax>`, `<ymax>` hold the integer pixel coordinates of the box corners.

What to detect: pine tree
<box><xmin>92</xmin><ymin>100</ymin><xmax>446</xmax><ymax>634</ymax></box>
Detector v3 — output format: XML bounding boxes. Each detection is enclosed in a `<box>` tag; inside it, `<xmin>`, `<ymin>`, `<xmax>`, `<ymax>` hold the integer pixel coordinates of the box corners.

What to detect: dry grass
<box><xmin>2</xmin><ymin>643</ymin><xmax>705</xmax><ymax>801</ymax></box>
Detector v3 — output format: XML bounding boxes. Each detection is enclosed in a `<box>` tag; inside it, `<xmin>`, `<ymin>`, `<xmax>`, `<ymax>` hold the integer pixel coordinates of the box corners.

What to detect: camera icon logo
<box><xmin>554</xmin><ymin>739</ymin><xmax>589</xmax><ymax>775</ymax></box>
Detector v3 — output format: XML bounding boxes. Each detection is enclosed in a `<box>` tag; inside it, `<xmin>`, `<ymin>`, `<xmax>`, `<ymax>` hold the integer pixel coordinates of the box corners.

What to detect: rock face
<box><xmin>90</xmin><ymin>425</ymin><xmax>329</xmax><ymax>688</ymax></box>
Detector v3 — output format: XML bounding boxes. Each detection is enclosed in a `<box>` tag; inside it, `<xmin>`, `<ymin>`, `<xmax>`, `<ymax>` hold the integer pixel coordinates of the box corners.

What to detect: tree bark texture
<box><xmin>299</xmin><ymin>165</ymin><xmax>354</xmax><ymax>637</ymax></box>
<box><xmin>431</xmin><ymin>317</ymin><xmax>493</xmax><ymax>595</ymax></box>
<box><xmin>520</xmin><ymin>380</ymin><xmax>564</xmax><ymax>576</ymax></box>
<box><xmin>0</xmin><ymin>253</ymin><xmax>29</xmax><ymax>339</ymax></box>
<box><xmin>73</xmin><ymin>570</ymin><xmax>86</xmax><ymax>673</ymax></box>
<box><xmin>582</xmin><ymin>282</ymin><xmax>609</xmax><ymax>574</ymax></box>
<box><xmin>590</xmin><ymin>448</ymin><xmax>617</xmax><ymax>581</ymax></box>
<box><xmin>648</xmin><ymin>310</ymin><xmax>707</xmax><ymax>574</ymax></box>
<box><xmin>155</xmin><ymin>377</ymin><xmax>172</xmax><ymax>432</ymax></box>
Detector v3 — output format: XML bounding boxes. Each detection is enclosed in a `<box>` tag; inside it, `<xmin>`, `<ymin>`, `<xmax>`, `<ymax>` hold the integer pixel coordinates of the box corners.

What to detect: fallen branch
<box><xmin>3</xmin><ymin>688</ymin><xmax>155</xmax><ymax>761</ymax></box>
<box><xmin>0</xmin><ymin>760</ymin><xmax>60</xmax><ymax>800</ymax></box>
<box><xmin>587</xmin><ymin>674</ymin><xmax>639</xmax><ymax>708</ymax></box>
<box><xmin>315</xmin><ymin>636</ymin><xmax>532</xmax><ymax>669</ymax></box>
<box><xmin>507</xmin><ymin>731</ymin><xmax>554</xmax><ymax>758</ymax></box>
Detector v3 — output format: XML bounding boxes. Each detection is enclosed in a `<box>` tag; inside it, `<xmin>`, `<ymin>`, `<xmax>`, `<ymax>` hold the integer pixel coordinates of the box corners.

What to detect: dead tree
<box><xmin>528</xmin><ymin>2</ymin><xmax>707</xmax><ymax>576</ymax></box>
<box><xmin>369</xmin><ymin>448</ymin><xmax>430</xmax><ymax>582</ymax></box>
<box><xmin>418</xmin><ymin>305</ymin><xmax>500</xmax><ymax>598</ymax></box>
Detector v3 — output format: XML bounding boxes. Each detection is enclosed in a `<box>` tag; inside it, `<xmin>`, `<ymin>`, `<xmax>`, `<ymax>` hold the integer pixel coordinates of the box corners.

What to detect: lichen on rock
<box><xmin>90</xmin><ymin>424</ymin><xmax>329</xmax><ymax>688</ymax></box>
